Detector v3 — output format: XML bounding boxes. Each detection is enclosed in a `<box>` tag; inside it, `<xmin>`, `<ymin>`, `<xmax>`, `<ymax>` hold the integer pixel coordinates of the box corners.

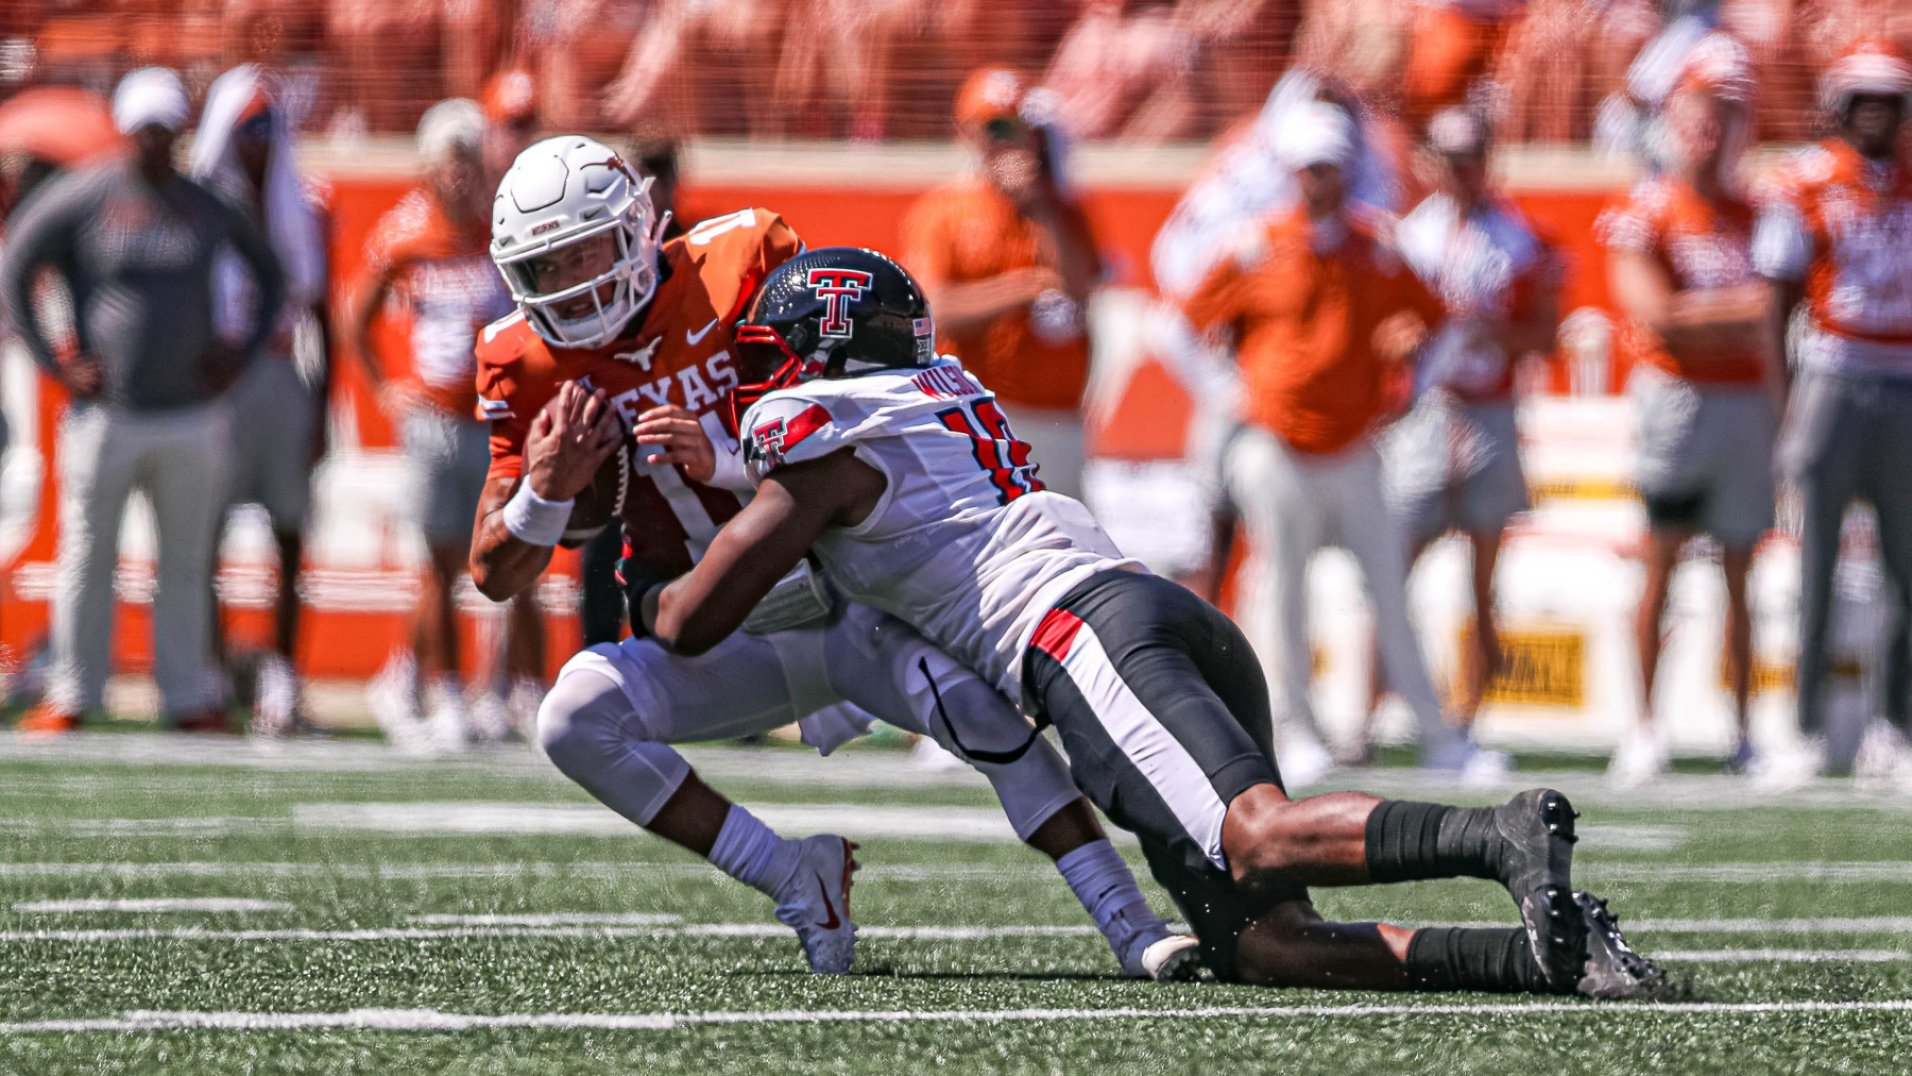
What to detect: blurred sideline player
<box><xmin>473</xmin><ymin>69</ymin><xmax>555</xmax><ymax>732</ymax></box>
<box><xmin>635</xmin><ymin>245</ymin><xmax>1666</xmax><ymax>997</ymax></box>
<box><xmin>467</xmin><ymin>136</ymin><xmax>1195</xmax><ymax>980</ymax></box>
<box><xmin>1149</xmin><ymin>67</ymin><xmax>1406</xmax><ymax>606</ymax></box>
<box><xmin>190</xmin><ymin>64</ymin><xmax>334</xmax><ymax>737</ymax></box>
<box><xmin>901</xmin><ymin>67</ymin><xmax>1100</xmax><ymax>500</ymax></box>
<box><xmin>1599</xmin><ymin>37</ymin><xmax>1775</xmax><ymax>786</ymax></box>
<box><xmin>349</xmin><ymin>100</ymin><xmax>529</xmax><ymax>748</ymax></box>
<box><xmin>1757</xmin><ymin>37</ymin><xmax>1912</xmax><ymax>787</ymax></box>
<box><xmin>1182</xmin><ymin>101</ymin><xmax>1505</xmax><ymax>783</ymax></box>
<box><xmin>1361</xmin><ymin>107</ymin><xmax>1560</xmax><ymax>761</ymax></box>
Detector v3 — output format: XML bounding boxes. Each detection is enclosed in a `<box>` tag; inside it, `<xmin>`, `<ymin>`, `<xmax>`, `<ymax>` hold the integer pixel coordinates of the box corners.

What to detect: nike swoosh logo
<box><xmin>686</xmin><ymin>318</ymin><xmax>720</xmax><ymax>346</ymax></box>
<box><xmin>814</xmin><ymin>874</ymin><xmax>841</xmax><ymax>930</ymax></box>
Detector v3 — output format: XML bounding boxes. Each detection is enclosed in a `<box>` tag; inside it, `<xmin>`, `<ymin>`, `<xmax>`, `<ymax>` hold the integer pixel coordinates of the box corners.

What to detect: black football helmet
<box><xmin>730</xmin><ymin>246</ymin><xmax>936</xmax><ymax>417</ymax></box>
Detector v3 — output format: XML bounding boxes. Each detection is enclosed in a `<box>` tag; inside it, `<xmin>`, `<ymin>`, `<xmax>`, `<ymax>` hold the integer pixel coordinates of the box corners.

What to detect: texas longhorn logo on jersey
<box><xmin>810</xmin><ymin>268</ymin><xmax>874</xmax><ymax>338</ymax></box>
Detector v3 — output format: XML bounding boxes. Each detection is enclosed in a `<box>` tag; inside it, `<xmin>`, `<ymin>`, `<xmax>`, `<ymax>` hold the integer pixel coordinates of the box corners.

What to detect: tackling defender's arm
<box><xmin>469</xmin><ymin>381</ymin><xmax>623</xmax><ymax>600</ymax></box>
<box><xmin>641</xmin><ymin>449</ymin><xmax>885</xmax><ymax>655</ymax></box>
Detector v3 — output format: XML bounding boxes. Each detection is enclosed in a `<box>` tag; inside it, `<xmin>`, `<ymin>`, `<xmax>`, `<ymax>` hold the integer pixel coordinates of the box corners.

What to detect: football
<box><xmin>546</xmin><ymin>395</ymin><xmax>631</xmax><ymax>546</ymax></box>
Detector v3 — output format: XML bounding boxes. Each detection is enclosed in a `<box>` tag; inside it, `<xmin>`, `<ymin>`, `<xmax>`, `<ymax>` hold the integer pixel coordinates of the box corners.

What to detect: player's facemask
<box><xmin>496</xmin><ymin>206</ymin><xmax>668</xmax><ymax>349</ymax></box>
<box><xmin>726</xmin><ymin>324</ymin><xmax>836</xmax><ymax>433</ymax></box>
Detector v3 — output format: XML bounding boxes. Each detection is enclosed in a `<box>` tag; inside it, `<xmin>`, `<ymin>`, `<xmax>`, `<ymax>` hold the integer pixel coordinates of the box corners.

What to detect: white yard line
<box><xmin>406</xmin><ymin>913</ymin><xmax>682</xmax><ymax>927</ymax></box>
<box><xmin>12</xmin><ymin>898</ymin><xmax>293</xmax><ymax>914</ymax></box>
<box><xmin>3</xmin><ymin>999</ymin><xmax>1912</xmax><ymax>1035</ymax></box>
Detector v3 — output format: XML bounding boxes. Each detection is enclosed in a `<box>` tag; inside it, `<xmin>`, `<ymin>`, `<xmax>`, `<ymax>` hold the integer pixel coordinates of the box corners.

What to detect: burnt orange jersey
<box><xmin>1183</xmin><ymin>206</ymin><xmax>1444</xmax><ymax>455</ymax></box>
<box><xmin>1598</xmin><ymin>173</ymin><xmax>1763</xmax><ymax>384</ymax></box>
<box><xmin>475</xmin><ymin>207</ymin><xmax>802</xmax><ymax>576</ymax></box>
<box><xmin>362</xmin><ymin>187</ymin><xmax>514</xmax><ymax>417</ymax></box>
<box><xmin>901</xmin><ymin>177</ymin><xmax>1096</xmax><ymax>411</ymax></box>
<box><xmin>1759</xmin><ymin>139</ymin><xmax>1912</xmax><ymax>347</ymax></box>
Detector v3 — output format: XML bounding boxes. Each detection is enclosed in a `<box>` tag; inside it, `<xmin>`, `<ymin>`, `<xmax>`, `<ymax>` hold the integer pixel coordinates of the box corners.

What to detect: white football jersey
<box><xmin>739</xmin><ymin>358</ymin><xmax>1137</xmax><ymax>700</ymax></box>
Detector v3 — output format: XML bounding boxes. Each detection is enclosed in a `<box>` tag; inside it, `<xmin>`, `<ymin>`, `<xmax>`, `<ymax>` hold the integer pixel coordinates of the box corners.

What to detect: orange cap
<box><xmin>954</xmin><ymin>67</ymin><xmax>1027</xmax><ymax>130</ymax></box>
<box><xmin>482</xmin><ymin>69</ymin><xmax>539</xmax><ymax>124</ymax></box>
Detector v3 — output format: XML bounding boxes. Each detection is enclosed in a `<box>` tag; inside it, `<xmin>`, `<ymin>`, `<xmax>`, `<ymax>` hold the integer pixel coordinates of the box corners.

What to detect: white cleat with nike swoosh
<box><xmin>774</xmin><ymin>835</ymin><xmax>859</xmax><ymax>974</ymax></box>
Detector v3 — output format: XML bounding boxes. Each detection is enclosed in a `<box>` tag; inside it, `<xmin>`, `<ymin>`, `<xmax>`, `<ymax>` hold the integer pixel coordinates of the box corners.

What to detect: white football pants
<box><xmin>536</xmin><ymin>602</ymin><xmax>1079</xmax><ymax>839</ymax></box>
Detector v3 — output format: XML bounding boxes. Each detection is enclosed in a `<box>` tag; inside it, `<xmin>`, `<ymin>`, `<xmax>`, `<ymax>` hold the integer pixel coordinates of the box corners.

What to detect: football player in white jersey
<box><xmin>468</xmin><ymin>139</ymin><xmax>1195</xmax><ymax>981</ymax></box>
<box><xmin>631</xmin><ymin>246</ymin><xmax>1669</xmax><ymax>998</ymax></box>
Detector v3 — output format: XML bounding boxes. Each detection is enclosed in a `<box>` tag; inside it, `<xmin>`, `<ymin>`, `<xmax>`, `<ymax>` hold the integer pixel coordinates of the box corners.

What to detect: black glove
<box><xmin>616</xmin><ymin>554</ymin><xmax>675</xmax><ymax>639</ymax></box>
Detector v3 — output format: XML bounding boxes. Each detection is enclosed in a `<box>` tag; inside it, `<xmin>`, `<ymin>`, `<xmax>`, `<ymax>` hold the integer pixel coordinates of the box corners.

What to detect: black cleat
<box><xmin>1574</xmin><ymin>890</ymin><xmax>1672</xmax><ymax>1000</ymax></box>
<box><xmin>1495</xmin><ymin>788</ymin><xmax>1584</xmax><ymax>990</ymax></box>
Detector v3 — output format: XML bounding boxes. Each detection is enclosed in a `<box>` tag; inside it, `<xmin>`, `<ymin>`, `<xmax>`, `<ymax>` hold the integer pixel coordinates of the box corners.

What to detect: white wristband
<box><xmin>503</xmin><ymin>481</ymin><xmax>575</xmax><ymax>547</ymax></box>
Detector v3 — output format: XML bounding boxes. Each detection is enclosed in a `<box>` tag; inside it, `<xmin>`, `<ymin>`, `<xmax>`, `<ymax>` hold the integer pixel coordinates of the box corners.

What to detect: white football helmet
<box><xmin>490</xmin><ymin>135</ymin><xmax>670</xmax><ymax>348</ymax></box>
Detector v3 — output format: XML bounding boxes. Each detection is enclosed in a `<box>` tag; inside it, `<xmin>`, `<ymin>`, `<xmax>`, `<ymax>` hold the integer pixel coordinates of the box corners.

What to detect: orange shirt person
<box><xmin>901</xmin><ymin>67</ymin><xmax>1102</xmax><ymax>499</ymax></box>
<box><xmin>1182</xmin><ymin>100</ymin><xmax>1502</xmax><ymax>784</ymax></box>
<box><xmin>347</xmin><ymin>99</ymin><xmax>519</xmax><ymax>750</ymax></box>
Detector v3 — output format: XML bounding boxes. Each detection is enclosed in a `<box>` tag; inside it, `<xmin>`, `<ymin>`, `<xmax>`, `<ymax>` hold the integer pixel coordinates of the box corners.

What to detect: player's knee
<box><xmin>535</xmin><ymin>671</ymin><xmax>634</xmax><ymax>776</ymax></box>
<box><xmin>1223</xmin><ymin>790</ymin><xmax>1308</xmax><ymax>885</ymax></box>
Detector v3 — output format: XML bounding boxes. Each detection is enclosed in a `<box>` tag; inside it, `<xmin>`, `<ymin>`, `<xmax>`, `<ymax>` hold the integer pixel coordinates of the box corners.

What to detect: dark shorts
<box><xmin>1021</xmin><ymin>568</ymin><xmax>1299</xmax><ymax>980</ymax></box>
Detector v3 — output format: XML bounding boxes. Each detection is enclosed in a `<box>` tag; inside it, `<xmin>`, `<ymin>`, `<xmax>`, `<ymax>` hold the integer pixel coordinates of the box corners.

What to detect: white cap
<box><xmin>1275</xmin><ymin>101</ymin><xmax>1355</xmax><ymax>172</ymax></box>
<box><xmin>113</xmin><ymin>67</ymin><xmax>190</xmax><ymax>135</ymax></box>
<box><xmin>416</xmin><ymin>98</ymin><xmax>485</xmax><ymax>163</ymax></box>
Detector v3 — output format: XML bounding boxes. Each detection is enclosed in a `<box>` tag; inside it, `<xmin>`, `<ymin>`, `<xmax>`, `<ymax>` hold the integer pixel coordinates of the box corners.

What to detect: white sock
<box><xmin>709</xmin><ymin>804</ymin><xmax>800</xmax><ymax>899</ymax></box>
<box><xmin>1055</xmin><ymin>839</ymin><xmax>1171</xmax><ymax>958</ymax></box>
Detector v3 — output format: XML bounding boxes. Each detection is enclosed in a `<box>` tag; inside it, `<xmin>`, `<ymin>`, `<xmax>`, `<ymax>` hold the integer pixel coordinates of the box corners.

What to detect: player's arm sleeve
<box><xmin>740</xmin><ymin>393</ymin><xmax>854</xmax><ymax>485</ymax></box>
<box><xmin>474</xmin><ymin>346</ymin><xmax>528</xmax><ymax>481</ymax></box>
<box><xmin>758</xmin><ymin>209</ymin><xmax>804</xmax><ymax>266</ymax></box>
<box><xmin>0</xmin><ymin>179</ymin><xmax>85</xmax><ymax>371</ymax></box>
<box><xmin>1180</xmin><ymin>248</ymin><xmax>1251</xmax><ymax>338</ymax></box>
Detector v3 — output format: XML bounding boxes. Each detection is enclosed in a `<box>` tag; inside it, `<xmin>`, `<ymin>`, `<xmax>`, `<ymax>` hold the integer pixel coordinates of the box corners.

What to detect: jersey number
<box><xmin>936</xmin><ymin>399</ymin><xmax>1045</xmax><ymax>505</ymax></box>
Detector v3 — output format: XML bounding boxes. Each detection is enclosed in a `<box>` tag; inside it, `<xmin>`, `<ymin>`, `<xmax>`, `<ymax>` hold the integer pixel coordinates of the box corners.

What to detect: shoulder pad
<box><xmin>741</xmin><ymin>392</ymin><xmax>848</xmax><ymax>477</ymax></box>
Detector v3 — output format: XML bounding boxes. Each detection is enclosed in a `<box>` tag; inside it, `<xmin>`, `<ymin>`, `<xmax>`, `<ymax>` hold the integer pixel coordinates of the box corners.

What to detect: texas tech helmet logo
<box><xmin>808</xmin><ymin>268</ymin><xmax>874</xmax><ymax>339</ymax></box>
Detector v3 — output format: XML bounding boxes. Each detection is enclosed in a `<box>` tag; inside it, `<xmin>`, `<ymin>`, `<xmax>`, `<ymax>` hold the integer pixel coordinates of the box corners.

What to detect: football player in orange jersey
<box><xmin>464</xmin><ymin>136</ymin><xmax>1198</xmax><ymax>980</ymax></box>
<box><xmin>1756</xmin><ymin>37</ymin><xmax>1912</xmax><ymax>786</ymax></box>
<box><xmin>1600</xmin><ymin>36</ymin><xmax>1776</xmax><ymax>785</ymax></box>
<box><xmin>348</xmin><ymin>100</ymin><xmax>538</xmax><ymax>749</ymax></box>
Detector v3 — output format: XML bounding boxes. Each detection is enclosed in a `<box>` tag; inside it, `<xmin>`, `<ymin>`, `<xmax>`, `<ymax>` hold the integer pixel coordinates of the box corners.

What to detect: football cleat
<box><xmin>774</xmin><ymin>835</ymin><xmax>859</xmax><ymax>975</ymax></box>
<box><xmin>1574</xmin><ymin>890</ymin><xmax>1672</xmax><ymax>1000</ymax></box>
<box><xmin>1133</xmin><ymin>934</ymin><xmax>1204</xmax><ymax>982</ymax></box>
<box><xmin>1494</xmin><ymin>788</ymin><xmax>1585</xmax><ymax>991</ymax></box>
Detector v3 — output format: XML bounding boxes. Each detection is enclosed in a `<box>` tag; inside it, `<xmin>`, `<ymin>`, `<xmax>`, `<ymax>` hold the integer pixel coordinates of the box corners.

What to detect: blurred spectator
<box><xmin>578</xmin><ymin>132</ymin><xmax>685</xmax><ymax>651</ymax></box>
<box><xmin>1</xmin><ymin>67</ymin><xmax>284</xmax><ymax>735</ymax></box>
<box><xmin>480</xmin><ymin>67</ymin><xmax>541</xmax><ymax>188</ymax></box>
<box><xmin>1152</xmin><ymin>66</ymin><xmax>1407</xmax><ymax>601</ymax></box>
<box><xmin>474</xmin><ymin>72</ymin><xmax>550</xmax><ymax>737</ymax></box>
<box><xmin>1182</xmin><ymin>101</ymin><xmax>1505</xmax><ymax>784</ymax></box>
<box><xmin>349</xmin><ymin>99</ymin><xmax>515</xmax><ymax>750</ymax></box>
<box><xmin>1364</xmin><ymin>107</ymin><xmax>1560</xmax><ymax>760</ymax></box>
<box><xmin>1757</xmin><ymin>37</ymin><xmax>1912</xmax><ymax>785</ymax></box>
<box><xmin>327</xmin><ymin>0</ymin><xmax>442</xmax><ymax>134</ymax></box>
<box><xmin>1042</xmin><ymin>0</ymin><xmax>1199</xmax><ymax>141</ymax></box>
<box><xmin>190</xmin><ymin>63</ymin><xmax>333</xmax><ymax>738</ymax></box>
<box><xmin>902</xmin><ymin>68</ymin><xmax>1101</xmax><ymax>499</ymax></box>
<box><xmin>1400</xmin><ymin>0</ymin><xmax>1526</xmax><ymax>129</ymax></box>
<box><xmin>597</xmin><ymin>0</ymin><xmax>773</xmax><ymax>136</ymax></box>
<box><xmin>1598</xmin><ymin>39</ymin><xmax>1773</xmax><ymax>785</ymax></box>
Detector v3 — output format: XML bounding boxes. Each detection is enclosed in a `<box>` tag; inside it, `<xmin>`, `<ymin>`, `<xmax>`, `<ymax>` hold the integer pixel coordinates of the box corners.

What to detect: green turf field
<box><xmin>2</xmin><ymin>734</ymin><xmax>1910</xmax><ymax>1074</ymax></box>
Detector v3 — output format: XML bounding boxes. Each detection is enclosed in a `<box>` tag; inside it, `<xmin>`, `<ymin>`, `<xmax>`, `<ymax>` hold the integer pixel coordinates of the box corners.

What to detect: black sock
<box><xmin>1404</xmin><ymin>927</ymin><xmax>1554</xmax><ymax>994</ymax></box>
<box><xmin>1363</xmin><ymin>800</ymin><xmax>1502</xmax><ymax>884</ymax></box>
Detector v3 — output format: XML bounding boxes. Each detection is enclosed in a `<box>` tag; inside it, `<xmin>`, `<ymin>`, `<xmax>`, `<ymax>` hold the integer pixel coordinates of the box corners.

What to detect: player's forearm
<box><xmin>470</xmin><ymin>516</ymin><xmax>559</xmax><ymax>601</ymax></box>
<box><xmin>931</xmin><ymin>278</ymin><xmax>1041</xmax><ymax>337</ymax></box>
<box><xmin>1031</xmin><ymin>203</ymin><xmax>1101</xmax><ymax>301</ymax></box>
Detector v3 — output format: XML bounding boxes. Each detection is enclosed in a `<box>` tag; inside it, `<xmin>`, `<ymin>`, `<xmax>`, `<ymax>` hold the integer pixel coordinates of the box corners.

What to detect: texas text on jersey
<box><xmin>477</xmin><ymin>207</ymin><xmax>804</xmax><ymax>575</ymax></box>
